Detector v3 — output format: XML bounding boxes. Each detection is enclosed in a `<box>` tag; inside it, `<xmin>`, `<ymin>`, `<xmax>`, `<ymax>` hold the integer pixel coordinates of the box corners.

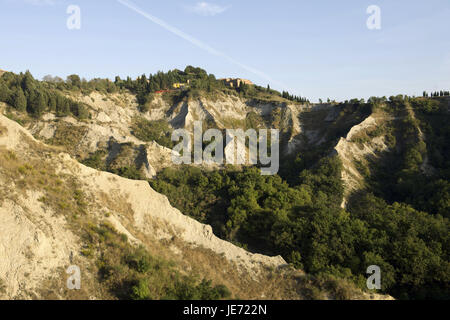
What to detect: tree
<box><xmin>22</xmin><ymin>70</ymin><xmax>36</xmax><ymax>95</ymax></box>
<box><xmin>70</xmin><ymin>102</ymin><xmax>89</xmax><ymax>119</ymax></box>
<box><xmin>67</xmin><ymin>74</ymin><xmax>81</xmax><ymax>88</ymax></box>
<box><xmin>48</xmin><ymin>94</ymin><xmax>57</xmax><ymax>111</ymax></box>
<box><xmin>56</xmin><ymin>95</ymin><xmax>70</xmax><ymax>116</ymax></box>
<box><xmin>12</xmin><ymin>88</ymin><xmax>27</xmax><ymax>111</ymax></box>
<box><xmin>0</xmin><ymin>82</ymin><xmax>11</xmax><ymax>102</ymax></box>
<box><xmin>29</xmin><ymin>91</ymin><xmax>46</xmax><ymax>115</ymax></box>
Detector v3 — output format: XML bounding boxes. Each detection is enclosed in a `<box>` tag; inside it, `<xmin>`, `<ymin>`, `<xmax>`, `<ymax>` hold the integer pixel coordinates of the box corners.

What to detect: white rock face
<box><xmin>334</xmin><ymin>115</ymin><xmax>389</xmax><ymax>207</ymax></box>
<box><xmin>0</xmin><ymin>114</ymin><xmax>287</xmax><ymax>298</ymax></box>
<box><xmin>345</xmin><ymin>115</ymin><xmax>377</xmax><ymax>141</ymax></box>
<box><xmin>96</xmin><ymin>112</ymin><xmax>112</xmax><ymax>123</ymax></box>
<box><xmin>143</xmin><ymin>141</ymin><xmax>174</xmax><ymax>178</ymax></box>
<box><xmin>23</xmin><ymin>90</ymin><xmax>321</xmax><ymax>174</ymax></box>
<box><xmin>0</xmin><ymin>195</ymin><xmax>79</xmax><ymax>298</ymax></box>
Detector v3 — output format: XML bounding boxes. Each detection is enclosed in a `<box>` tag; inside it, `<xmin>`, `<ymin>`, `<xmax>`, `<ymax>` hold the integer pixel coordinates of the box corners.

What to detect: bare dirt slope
<box><xmin>0</xmin><ymin>114</ymin><xmax>392</xmax><ymax>300</ymax></box>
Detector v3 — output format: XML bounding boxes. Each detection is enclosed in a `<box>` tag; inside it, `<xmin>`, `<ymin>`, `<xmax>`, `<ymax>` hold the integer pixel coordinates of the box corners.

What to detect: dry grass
<box><xmin>46</xmin><ymin>122</ymin><xmax>87</xmax><ymax>156</ymax></box>
<box><xmin>3</xmin><ymin>106</ymin><xmax>32</xmax><ymax>127</ymax></box>
<box><xmin>0</xmin><ymin>136</ymin><xmax>105</xmax><ymax>299</ymax></box>
<box><xmin>219</xmin><ymin>117</ymin><xmax>246</xmax><ymax>129</ymax></box>
<box><xmin>157</xmin><ymin>237</ymin><xmax>310</xmax><ymax>300</ymax></box>
<box><xmin>0</xmin><ymin>146</ymin><xmax>87</xmax><ymax>221</ymax></box>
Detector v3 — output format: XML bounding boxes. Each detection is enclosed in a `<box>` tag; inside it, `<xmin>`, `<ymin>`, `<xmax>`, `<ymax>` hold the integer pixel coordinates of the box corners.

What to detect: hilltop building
<box><xmin>172</xmin><ymin>82</ymin><xmax>188</xmax><ymax>89</ymax></box>
<box><xmin>220</xmin><ymin>78</ymin><xmax>253</xmax><ymax>88</ymax></box>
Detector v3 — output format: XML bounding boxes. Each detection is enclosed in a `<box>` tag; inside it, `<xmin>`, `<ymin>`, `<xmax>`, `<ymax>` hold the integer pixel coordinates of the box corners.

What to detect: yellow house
<box><xmin>172</xmin><ymin>82</ymin><xmax>187</xmax><ymax>89</ymax></box>
<box><xmin>219</xmin><ymin>78</ymin><xmax>253</xmax><ymax>88</ymax></box>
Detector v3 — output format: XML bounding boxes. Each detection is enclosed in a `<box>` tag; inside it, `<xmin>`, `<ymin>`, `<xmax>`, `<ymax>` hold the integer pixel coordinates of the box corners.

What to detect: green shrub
<box><xmin>126</xmin><ymin>247</ymin><xmax>154</xmax><ymax>274</ymax></box>
<box><xmin>131</xmin><ymin>117</ymin><xmax>174</xmax><ymax>149</ymax></box>
<box><xmin>108</xmin><ymin>166</ymin><xmax>143</xmax><ymax>180</ymax></box>
<box><xmin>81</xmin><ymin>150</ymin><xmax>107</xmax><ymax>171</ymax></box>
<box><xmin>131</xmin><ymin>279</ymin><xmax>152</xmax><ymax>300</ymax></box>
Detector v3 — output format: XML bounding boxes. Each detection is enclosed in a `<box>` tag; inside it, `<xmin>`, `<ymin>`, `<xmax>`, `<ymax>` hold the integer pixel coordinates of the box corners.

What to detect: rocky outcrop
<box><xmin>334</xmin><ymin>114</ymin><xmax>389</xmax><ymax>207</ymax></box>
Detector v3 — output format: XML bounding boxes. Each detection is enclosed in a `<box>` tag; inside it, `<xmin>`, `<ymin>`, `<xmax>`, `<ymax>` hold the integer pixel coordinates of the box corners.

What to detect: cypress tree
<box><xmin>22</xmin><ymin>71</ymin><xmax>36</xmax><ymax>100</ymax></box>
<box><xmin>12</xmin><ymin>88</ymin><xmax>27</xmax><ymax>112</ymax></box>
<box><xmin>0</xmin><ymin>82</ymin><xmax>10</xmax><ymax>102</ymax></box>
<box><xmin>48</xmin><ymin>94</ymin><xmax>57</xmax><ymax>111</ymax></box>
<box><xmin>29</xmin><ymin>91</ymin><xmax>46</xmax><ymax>115</ymax></box>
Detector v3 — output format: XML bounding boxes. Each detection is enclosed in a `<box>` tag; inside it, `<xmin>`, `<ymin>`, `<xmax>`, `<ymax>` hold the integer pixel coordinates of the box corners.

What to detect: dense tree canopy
<box><xmin>151</xmin><ymin>156</ymin><xmax>449</xmax><ymax>299</ymax></box>
<box><xmin>0</xmin><ymin>71</ymin><xmax>89</xmax><ymax>119</ymax></box>
<box><xmin>150</xmin><ymin>97</ymin><xmax>450</xmax><ymax>300</ymax></box>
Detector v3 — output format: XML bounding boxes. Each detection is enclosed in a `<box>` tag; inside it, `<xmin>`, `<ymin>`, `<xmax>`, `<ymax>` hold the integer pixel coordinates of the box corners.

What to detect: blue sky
<box><xmin>0</xmin><ymin>0</ymin><xmax>449</xmax><ymax>101</ymax></box>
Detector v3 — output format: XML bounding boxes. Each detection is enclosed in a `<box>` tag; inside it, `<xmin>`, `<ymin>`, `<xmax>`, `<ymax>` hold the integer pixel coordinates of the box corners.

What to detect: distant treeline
<box><xmin>3</xmin><ymin>67</ymin><xmax>447</xmax><ymax>119</ymax></box>
<box><xmin>281</xmin><ymin>91</ymin><xmax>309</xmax><ymax>103</ymax></box>
<box><xmin>0</xmin><ymin>71</ymin><xmax>89</xmax><ymax>118</ymax></box>
<box><xmin>424</xmin><ymin>91</ymin><xmax>450</xmax><ymax>97</ymax></box>
<box><xmin>0</xmin><ymin>67</ymin><xmax>312</xmax><ymax>119</ymax></box>
<box><xmin>42</xmin><ymin>66</ymin><xmax>310</xmax><ymax>107</ymax></box>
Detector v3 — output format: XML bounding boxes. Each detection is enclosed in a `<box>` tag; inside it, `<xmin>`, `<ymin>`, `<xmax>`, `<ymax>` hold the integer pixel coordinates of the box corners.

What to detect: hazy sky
<box><xmin>1</xmin><ymin>0</ymin><xmax>449</xmax><ymax>101</ymax></box>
